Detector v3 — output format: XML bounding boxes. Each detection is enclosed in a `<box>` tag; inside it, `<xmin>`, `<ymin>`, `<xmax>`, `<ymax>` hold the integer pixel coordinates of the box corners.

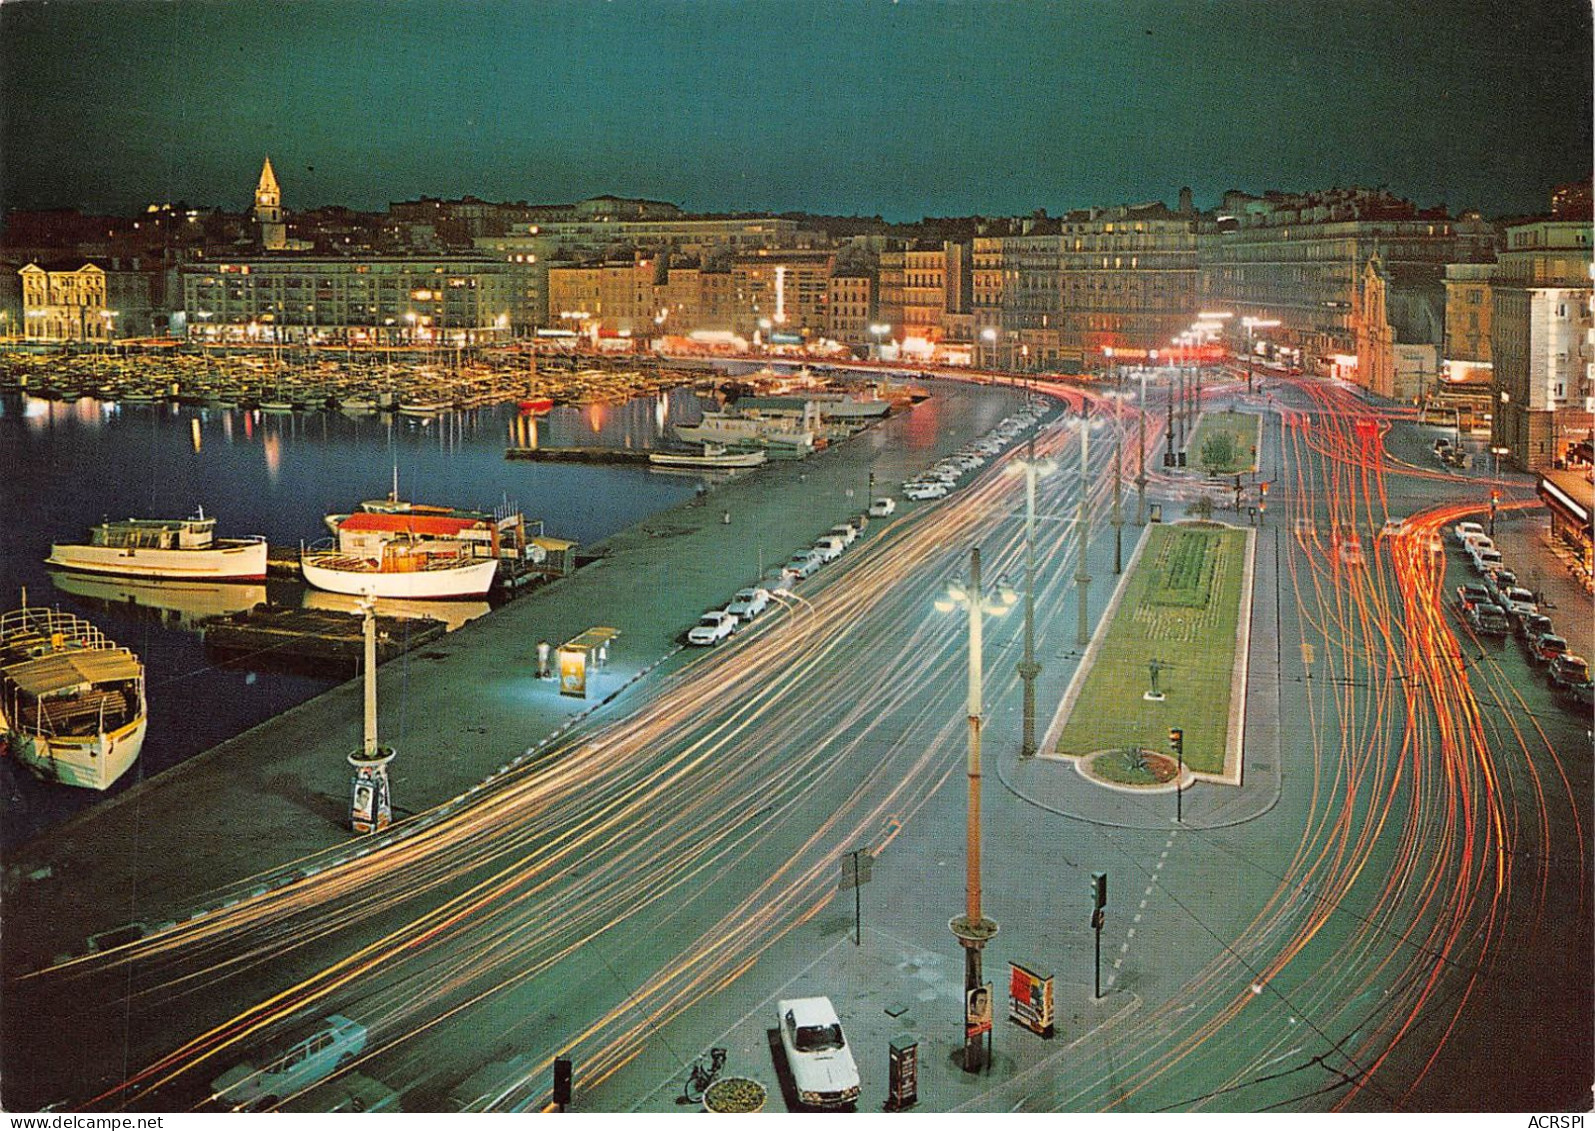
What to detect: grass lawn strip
<box><xmin>1189</xmin><ymin>410</ymin><xmax>1262</xmax><ymax>476</ymax></box>
<box><xmin>1047</xmin><ymin>521</ymin><xmax>1252</xmax><ymax>782</ymax></box>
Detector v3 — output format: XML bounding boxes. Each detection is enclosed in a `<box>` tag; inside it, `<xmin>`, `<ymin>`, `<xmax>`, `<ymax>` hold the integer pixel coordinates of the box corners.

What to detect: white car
<box><xmin>829</xmin><ymin>522</ymin><xmax>859</xmax><ymax>547</ymax></box>
<box><xmin>1453</xmin><ymin>521</ymin><xmax>1486</xmax><ymax>547</ymax></box>
<box><xmin>811</xmin><ymin>536</ymin><xmax>844</xmax><ymax>563</ymax></box>
<box><xmin>868</xmin><ymin>497</ymin><xmax>896</xmax><ymax>517</ymax></box>
<box><xmin>776</xmin><ymin>997</ymin><xmax>861</xmax><ymax>1109</ymax></box>
<box><xmin>211</xmin><ymin>1015</ymin><xmax>367</xmax><ymax>1112</ymax></box>
<box><xmin>904</xmin><ymin>482</ymin><xmax>948</xmax><ymax>500</ymax></box>
<box><xmin>726</xmin><ymin>587</ymin><xmax>771</xmax><ymax>620</ymax></box>
<box><xmin>687</xmin><ymin>610</ymin><xmax>737</xmax><ymax>645</ymax></box>
<box><xmin>782</xmin><ymin>551</ymin><xmax>822</xmax><ymax>580</ymax></box>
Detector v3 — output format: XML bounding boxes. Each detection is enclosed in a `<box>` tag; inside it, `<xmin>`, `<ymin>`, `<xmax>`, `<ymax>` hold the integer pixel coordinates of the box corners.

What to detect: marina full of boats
<box><xmin>0</xmin><ymin>347</ymin><xmax>693</xmax><ymax>415</ymax></box>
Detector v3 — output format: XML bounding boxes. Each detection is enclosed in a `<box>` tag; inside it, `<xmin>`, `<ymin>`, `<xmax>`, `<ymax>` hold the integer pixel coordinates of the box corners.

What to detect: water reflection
<box><xmin>48</xmin><ymin>571</ymin><xmax>266</xmax><ymax>630</ymax></box>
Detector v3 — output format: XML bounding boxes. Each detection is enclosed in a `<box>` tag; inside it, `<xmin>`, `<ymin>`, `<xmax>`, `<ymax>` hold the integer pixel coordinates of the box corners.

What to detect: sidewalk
<box><xmin>1489</xmin><ymin>512</ymin><xmax>1593</xmax><ymax>659</ymax></box>
<box><xmin>0</xmin><ymin>381</ymin><xmax>1030</xmax><ymax>976</ymax></box>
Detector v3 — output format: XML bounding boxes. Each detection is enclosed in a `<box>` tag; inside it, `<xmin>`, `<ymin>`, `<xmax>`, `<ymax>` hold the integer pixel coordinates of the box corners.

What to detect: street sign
<box><xmin>1091</xmin><ymin>871</ymin><xmax>1108</xmax><ymax>911</ymax></box>
<box><xmin>965</xmin><ymin>983</ymin><xmax>994</xmax><ymax>1038</ymax></box>
<box><xmin>1008</xmin><ymin>962</ymin><xmax>1055</xmax><ymax>1038</ymax></box>
<box><xmin>838</xmin><ymin>849</ymin><xmax>873</xmax><ymax>890</ymax></box>
<box><xmin>888</xmin><ymin>1037</ymin><xmax>919</xmax><ymax>1110</ymax></box>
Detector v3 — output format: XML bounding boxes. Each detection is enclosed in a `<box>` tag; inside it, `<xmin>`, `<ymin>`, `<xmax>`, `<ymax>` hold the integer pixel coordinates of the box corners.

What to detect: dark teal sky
<box><xmin>2</xmin><ymin>0</ymin><xmax>1588</xmax><ymax>219</ymax></box>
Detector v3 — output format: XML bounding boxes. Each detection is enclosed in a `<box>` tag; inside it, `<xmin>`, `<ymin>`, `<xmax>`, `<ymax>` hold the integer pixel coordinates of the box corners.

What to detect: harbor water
<box><xmin>0</xmin><ymin>389</ymin><xmax>716</xmax><ymax>848</ymax></box>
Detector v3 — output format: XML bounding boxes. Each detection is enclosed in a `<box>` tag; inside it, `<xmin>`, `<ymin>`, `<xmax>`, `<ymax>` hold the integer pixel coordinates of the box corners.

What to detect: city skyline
<box><xmin>2</xmin><ymin>0</ymin><xmax>1589</xmax><ymax>221</ymax></box>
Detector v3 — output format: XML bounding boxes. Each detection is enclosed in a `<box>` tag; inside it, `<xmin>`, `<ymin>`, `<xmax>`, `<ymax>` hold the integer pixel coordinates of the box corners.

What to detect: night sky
<box><xmin>1</xmin><ymin>0</ymin><xmax>1589</xmax><ymax>220</ymax></box>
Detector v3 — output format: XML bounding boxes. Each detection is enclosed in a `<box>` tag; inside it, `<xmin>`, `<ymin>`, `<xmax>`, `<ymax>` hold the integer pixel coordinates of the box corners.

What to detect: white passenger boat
<box><xmin>300</xmin><ymin>538</ymin><xmax>499</xmax><ymax>599</ymax></box>
<box><xmin>674</xmin><ymin>410</ymin><xmax>815</xmax><ymax>451</ymax></box>
<box><xmin>0</xmin><ymin>602</ymin><xmax>147</xmax><ymax>790</ymax></box>
<box><xmin>648</xmin><ymin>444</ymin><xmax>768</xmax><ymax>469</ymax></box>
<box><xmin>46</xmin><ymin>512</ymin><xmax>268</xmax><ymax>581</ymax></box>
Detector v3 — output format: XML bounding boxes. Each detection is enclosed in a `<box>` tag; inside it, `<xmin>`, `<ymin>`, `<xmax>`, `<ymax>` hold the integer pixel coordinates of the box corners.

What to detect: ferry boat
<box><xmin>0</xmin><ymin>602</ymin><xmax>147</xmax><ymax>790</ymax></box>
<box><xmin>300</xmin><ymin>538</ymin><xmax>500</xmax><ymax>599</ymax></box>
<box><xmin>674</xmin><ymin>408</ymin><xmax>816</xmax><ymax>451</ymax></box>
<box><xmin>47</xmin><ymin>512</ymin><xmax>269</xmax><ymax>581</ymax></box>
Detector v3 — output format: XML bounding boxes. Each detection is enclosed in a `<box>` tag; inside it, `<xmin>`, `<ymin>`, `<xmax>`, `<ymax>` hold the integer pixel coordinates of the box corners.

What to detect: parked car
<box><xmin>1517</xmin><ymin>612</ymin><xmax>1553</xmax><ymax>644</ymax></box>
<box><xmin>1433</xmin><ymin>437</ymin><xmax>1452</xmax><ymax>455</ymax></box>
<box><xmin>775</xmin><ymin>997</ymin><xmax>861</xmax><ymax>1109</ymax></box>
<box><xmin>1453</xmin><ymin>521</ymin><xmax>1486</xmax><ymax>547</ymax></box>
<box><xmin>903</xmin><ymin>482</ymin><xmax>948</xmax><ymax>500</ymax></box>
<box><xmin>1462</xmin><ymin>533</ymin><xmax>1496</xmax><ymax>558</ymax></box>
<box><xmin>1378</xmin><ymin>517</ymin><xmax>1408</xmax><ymax>538</ymax></box>
<box><xmin>1468</xmin><ymin>602</ymin><xmax>1511</xmax><ymax>636</ymax></box>
<box><xmin>1498</xmin><ymin>586</ymin><xmax>1538</xmax><ymax>624</ymax></box>
<box><xmin>688</xmin><ymin>610</ymin><xmax>738</xmax><ymax>646</ymax></box>
<box><xmin>1470</xmin><ymin>547</ymin><xmax>1504</xmax><ymax>575</ymax></box>
<box><xmin>1486</xmin><ymin>569</ymin><xmax>1520</xmax><ymax>602</ymax></box>
<box><xmin>1548</xmin><ymin>653</ymin><xmax>1591</xmax><ymax>692</ymax></box>
<box><xmin>868</xmin><ymin>497</ymin><xmax>896</xmax><ymax>517</ymax></box>
<box><xmin>726</xmin><ymin>587</ymin><xmax>771</xmax><ymax>621</ymax></box>
<box><xmin>829</xmin><ymin>522</ymin><xmax>859</xmax><ymax>547</ymax></box>
<box><xmin>1530</xmin><ymin>632</ymin><xmax>1569</xmax><ymax>666</ymax></box>
<box><xmin>1456</xmin><ymin>584</ymin><xmax>1493</xmax><ymax>613</ymax></box>
<box><xmin>782</xmin><ymin>551</ymin><xmax>823</xmax><ymax>580</ymax></box>
<box><xmin>811</xmin><ymin>535</ymin><xmax>844</xmax><ymax>563</ymax></box>
<box><xmin>211</xmin><ymin>1015</ymin><xmax>367</xmax><ymax>1112</ymax></box>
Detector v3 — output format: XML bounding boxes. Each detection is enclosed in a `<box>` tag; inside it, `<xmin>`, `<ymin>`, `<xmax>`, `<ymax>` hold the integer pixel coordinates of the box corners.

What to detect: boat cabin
<box><xmin>90</xmin><ymin>515</ymin><xmax>218</xmax><ymax>550</ymax></box>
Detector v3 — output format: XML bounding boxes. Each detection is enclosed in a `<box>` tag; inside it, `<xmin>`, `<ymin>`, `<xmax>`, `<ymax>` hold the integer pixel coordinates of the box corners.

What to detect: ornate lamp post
<box><xmin>936</xmin><ymin>549</ymin><xmax>1016</xmax><ymax>1071</ymax></box>
<box><xmin>1006</xmin><ymin>441</ymin><xmax>1055</xmax><ymax>758</ymax></box>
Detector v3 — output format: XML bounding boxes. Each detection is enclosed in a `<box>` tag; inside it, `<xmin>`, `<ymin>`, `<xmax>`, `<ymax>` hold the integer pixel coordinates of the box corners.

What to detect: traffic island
<box><xmin>1187</xmin><ymin>409</ymin><xmax>1261</xmax><ymax>476</ymax></box>
<box><xmin>1046</xmin><ymin>520</ymin><xmax>1254</xmax><ymax>787</ymax></box>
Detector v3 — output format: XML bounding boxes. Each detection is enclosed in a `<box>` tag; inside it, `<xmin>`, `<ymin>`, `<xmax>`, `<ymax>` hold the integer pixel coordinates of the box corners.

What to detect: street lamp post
<box><xmin>980</xmin><ymin>327</ymin><xmax>997</xmax><ymax>371</ymax></box>
<box><xmin>1136</xmin><ymin>368</ymin><xmax>1149</xmax><ymax>523</ymax></box>
<box><xmin>870</xmin><ymin>322</ymin><xmax>891</xmax><ymax>361</ymax></box>
<box><xmin>1008</xmin><ymin>441</ymin><xmax>1055</xmax><ymax>758</ymax></box>
<box><xmin>1076</xmin><ymin>406</ymin><xmax>1093</xmax><ymax>649</ymax></box>
<box><xmin>936</xmin><ymin>550</ymin><xmax>1015</xmax><ymax>1072</ymax></box>
<box><xmin>1112</xmin><ymin>389</ymin><xmax>1125</xmax><ymax>575</ymax></box>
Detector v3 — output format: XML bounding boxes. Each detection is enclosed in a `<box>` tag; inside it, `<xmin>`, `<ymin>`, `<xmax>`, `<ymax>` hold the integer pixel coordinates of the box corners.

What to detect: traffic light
<box><xmin>553</xmin><ymin>1057</ymin><xmax>573</xmax><ymax>1108</ymax></box>
<box><xmin>1259</xmin><ymin>480</ymin><xmax>1270</xmax><ymax>497</ymax></box>
<box><xmin>1167</xmin><ymin>727</ymin><xmax>1183</xmax><ymax>753</ymax></box>
<box><xmin>1091</xmin><ymin>871</ymin><xmax>1107</xmax><ymax>911</ymax></box>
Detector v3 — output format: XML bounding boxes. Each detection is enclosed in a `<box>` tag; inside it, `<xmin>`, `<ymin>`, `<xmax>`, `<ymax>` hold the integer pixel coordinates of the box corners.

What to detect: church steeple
<box><xmin>254</xmin><ymin>156</ymin><xmax>286</xmax><ymax>251</ymax></box>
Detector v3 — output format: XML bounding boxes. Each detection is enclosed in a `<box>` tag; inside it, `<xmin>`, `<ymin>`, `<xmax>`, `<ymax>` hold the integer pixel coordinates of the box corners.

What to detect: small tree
<box><xmin>1201</xmin><ymin>431</ymin><xmax>1238</xmax><ymax>475</ymax></box>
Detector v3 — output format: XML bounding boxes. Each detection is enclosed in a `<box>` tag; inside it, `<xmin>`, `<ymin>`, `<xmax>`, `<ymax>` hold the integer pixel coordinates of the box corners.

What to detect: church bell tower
<box><xmin>255</xmin><ymin>156</ymin><xmax>287</xmax><ymax>251</ymax></box>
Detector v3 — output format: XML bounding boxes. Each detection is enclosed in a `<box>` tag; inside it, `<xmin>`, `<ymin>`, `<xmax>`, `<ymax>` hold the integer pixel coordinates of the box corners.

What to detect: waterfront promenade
<box><xmin>0</xmin><ymin>381</ymin><xmax>1028</xmax><ymax>974</ymax></box>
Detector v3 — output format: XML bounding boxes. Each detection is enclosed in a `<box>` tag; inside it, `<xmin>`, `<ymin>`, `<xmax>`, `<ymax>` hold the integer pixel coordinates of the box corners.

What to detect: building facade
<box><xmin>1490</xmin><ymin>220</ymin><xmax>1594</xmax><ymax>471</ymax></box>
<box><xmin>181</xmin><ymin>255</ymin><xmax>538</xmax><ymax>343</ymax></box>
<box><xmin>1198</xmin><ymin>188</ymin><xmax>1495</xmax><ymax>373</ymax></box>
<box><xmin>19</xmin><ymin>261</ymin><xmax>155</xmax><ymax>342</ymax></box>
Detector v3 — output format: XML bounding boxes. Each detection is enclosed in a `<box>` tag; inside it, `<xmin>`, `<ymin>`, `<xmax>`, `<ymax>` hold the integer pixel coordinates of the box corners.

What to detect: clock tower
<box><xmin>254</xmin><ymin>156</ymin><xmax>287</xmax><ymax>251</ymax></box>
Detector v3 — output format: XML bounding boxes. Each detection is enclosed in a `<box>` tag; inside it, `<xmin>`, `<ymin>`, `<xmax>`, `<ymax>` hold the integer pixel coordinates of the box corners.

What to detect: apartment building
<box><xmin>180</xmin><ymin>255</ymin><xmax>538</xmax><ymax>343</ymax></box>
<box><xmin>1491</xmin><ymin>219</ymin><xmax>1594</xmax><ymax>470</ymax></box>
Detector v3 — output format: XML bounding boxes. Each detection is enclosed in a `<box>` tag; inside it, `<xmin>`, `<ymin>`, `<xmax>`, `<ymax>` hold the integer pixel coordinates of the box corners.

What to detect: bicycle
<box><xmin>677</xmin><ymin>1047</ymin><xmax>727</xmax><ymax>1105</ymax></box>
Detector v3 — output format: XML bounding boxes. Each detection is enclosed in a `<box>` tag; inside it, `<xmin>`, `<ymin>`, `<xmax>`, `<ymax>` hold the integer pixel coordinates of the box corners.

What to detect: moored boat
<box><xmin>300</xmin><ymin>539</ymin><xmax>500</xmax><ymax>599</ymax></box>
<box><xmin>47</xmin><ymin>512</ymin><xmax>268</xmax><ymax>581</ymax></box>
<box><xmin>0</xmin><ymin>602</ymin><xmax>147</xmax><ymax>790</ymax></box>
<box><xmin>648</xmin><ymin>444</ymin><xmax>768</xmax><ymax>469</ymax></box>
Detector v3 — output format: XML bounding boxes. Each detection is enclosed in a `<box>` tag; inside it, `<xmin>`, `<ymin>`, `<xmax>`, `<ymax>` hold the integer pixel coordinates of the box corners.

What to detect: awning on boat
<box><xmin>3</xmin><ymin>650</ymin><xmax>142</xmax><ymax>696</ymax></box>
<box><xmin>530</xmin><ymin>536</ymin><xmax>578</xmax><ymax>552</ymax></box>
<box><xmin>338</xmin><ymin>513</ymin><xmax>484</xmax><ymax>537</ymax></box>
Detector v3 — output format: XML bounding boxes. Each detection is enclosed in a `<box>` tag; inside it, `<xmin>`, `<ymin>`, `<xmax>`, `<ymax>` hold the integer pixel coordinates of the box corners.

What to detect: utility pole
<box><xmin>1112</xmin><ymin>387</ymin><xmax>1124</xmax><ymax>575</ymax></box>
<box><xmin>1076</xmin><ymin>408</ymin><xmax>1092</xmax><ymax>648</ymax></box>
<box><xmin>1017</xmin><ymin>437</ymin><xmax>1047</xmax><ymax>758</ymax></box>
<box><xmin>947</xmin><ymin>547</ymin><xmax>999</xmax><ymax>1073</ymax></box>
<box><xmin>1137</xmin><ymin>368</ymin><xmax>1148</xmax><ymax>523</ymax></box>
<box><xmin>1164</xmin><ymin>372</ymin><xmax>1176</xmax><ymax>467</ymax></box>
